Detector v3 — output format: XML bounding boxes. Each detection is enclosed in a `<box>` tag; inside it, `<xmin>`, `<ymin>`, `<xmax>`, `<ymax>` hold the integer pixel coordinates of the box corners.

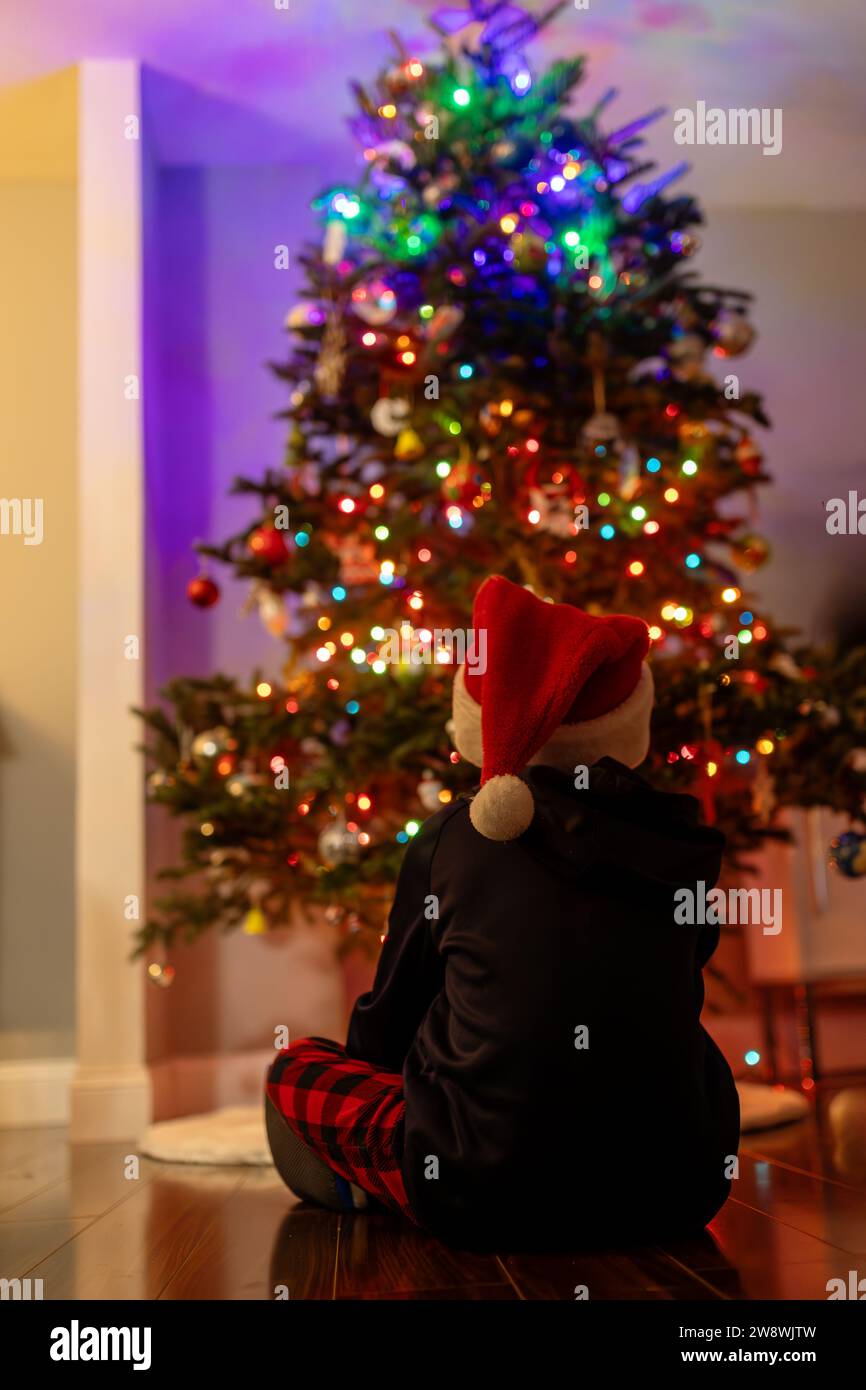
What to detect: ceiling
<box><xmin>1</xmin><ymin>0</ymin><xmax>864</xmax><ymax>207</ymax></box>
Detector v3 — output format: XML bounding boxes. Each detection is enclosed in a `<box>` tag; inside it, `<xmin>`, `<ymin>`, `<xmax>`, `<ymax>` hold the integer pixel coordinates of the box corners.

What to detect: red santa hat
<box><xmin>451</xmin><ymin>575</ymin><xmax>654</xmax><ymax>840</ymax></box>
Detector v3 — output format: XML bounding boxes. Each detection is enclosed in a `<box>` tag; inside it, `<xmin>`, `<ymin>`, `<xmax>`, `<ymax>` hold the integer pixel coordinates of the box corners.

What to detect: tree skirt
<box><xmin>139</xmin><ymin>1083</ymin><xmax>809</xmax><ymax>1167</ymax></box>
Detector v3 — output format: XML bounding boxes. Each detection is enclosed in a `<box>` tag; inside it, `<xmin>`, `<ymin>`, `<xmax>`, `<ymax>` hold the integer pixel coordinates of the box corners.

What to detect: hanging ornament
<box><xmin>829</xmin><ymin>831</ymin><xmax>866</xmax><ymax>879</ymax></box>
<box><xmin>248</xmin><ymin>524</ymin><xmax>289</xmax><ymax>566</ymax></box>
<box><xmin>711</xmin><ymin>308</ymin><xmax>756</xmax><ymax>357</ymax></box>
<box><xmin>394</xmin><ymin>426</ymin><xmax>425</xmax><ymax>461</ymax></box>
<box><xmin>318</xmin><ymin>814</ymin><xmax>362</xmax><ymax>868</ymax></box>
<box><xmin>582</xmin><ymin>412</ymin><xmax>621</xmax><ymax>447</ymax></box>
<box><xmin>417</xmin><ymin>769</ymin><xmax>444</xmax><ymax>812</ymax></box>
<box><xmin>734</xmin><ymin>533</ymin><xmax>771</xmax><ymax>572</ymax></box>
<box><xmin>351</xmin><ymin>280</ymin><xmax>398</xmax><ymax>326</ymax></box>
<box><xmin>322</xmin><ymin>219</ymin><xmax>348</xmax><ymax>266</ymax></box>
<box><xmin>332</xmin><ymin>534</ymin><xmax>379</xmax><ymax>586</ymax></box>
<box><xmin>751</xmin><ymin>758</ymin><xmax>776</xmax><ymax>825</ymax></box>
<box><xmin>735</xmin><ymin>435</ymin><xmax>763</xmax><ymax>476</ymax></box>
<box><xmin>371</xmin><ymin>395</ymin><xmax>411</xmax><ymax>436</ymax></box>
<box><xmin>617</xmin><ymin>444</ymin><xmax>642</xmax><ymax>501</ymax></box>
<box><xmin>250</xmin><ymin>583</ymin><xmax>287</xmax><ymax>637</ymax></box>
<box><xmin>524</xmin><ymin>458</ymin><xmax>586</xmax><ymax>537</ymax></box>
<box><xmin>667</xmin><ymin>333</ymin><xmax>707</xmax><ymax>383</ymax></box>
<box><xmin>369</xmin><ymin>138</ymin><xmax>416</xmax><ymax>171</ymax></box>
<box><xmin>191</xmin><ymin>726</ymin><xmax>238</xmax><ymax>768</ymax></box>
<box><xmin>248</xmin><ymin>522</ymin><xmax>289</xmax><ymax>564</ymax></box>
<box><xmin>241</xmin><ymin>906</ymin><xmax>268</xmax><ymax>936</ymax></box>
<box><xmin>186</xmin><ymin>574</ymin><xmax>221</xmax><ymax>609</ymax></box>
<box><xmin>314</xmin><ymin>312</ymin><xmax>347</xmax><ymax>396</ymax></box>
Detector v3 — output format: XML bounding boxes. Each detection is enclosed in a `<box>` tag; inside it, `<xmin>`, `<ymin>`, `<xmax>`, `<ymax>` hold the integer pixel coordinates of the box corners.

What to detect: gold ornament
<box><xmin>394</xmin><ymin>426</ymin><xmax>425</xmax><ymax>460</ymax></box>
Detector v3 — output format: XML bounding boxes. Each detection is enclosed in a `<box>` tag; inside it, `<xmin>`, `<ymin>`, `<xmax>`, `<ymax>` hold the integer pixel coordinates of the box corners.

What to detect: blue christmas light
<box><xmin>739</xmin><ymin>611</ymin><xmax>753</xmax><ymax>625</ymax></box>
<box><xmin>600</xmin><ymin>523</ymin><xmax>616</xmax><ymax>540</ymax></box>
<box><xmin>646</xmin><ymin>457</ymin><xmax>661</xmax><ymax>473</ymax></box>
<box><xmin>294</xmin><ymin>531</ymin><xmax>310</xmax><ymax>547</ymax></box>
<box><xmin>346</xmin><ymin>700</ymin><xmax>360</xmax><ymax>715</ymax></box>
<box><xmin>736</xmin><ymin>749</ymin><xmax>751</xmax><ymax>765</ymax></box>
<box><xmin>685</xmin><ymin>552</ymin><xmax>701</xmax><ymax>569</ymax></box>
<box><xmin>331</xmin><ymin>585</ymin><xmax>347</xmax><ymax>601</ymax></box>
<box><xmin>396</xmin><ymin>830</ymin><xmax>409</xmax><ymax>844</ymax></box>
<box><xmin>458</xmin><ymin>363</ymin><xmax>474</xmax><ymax>379</ymax></box>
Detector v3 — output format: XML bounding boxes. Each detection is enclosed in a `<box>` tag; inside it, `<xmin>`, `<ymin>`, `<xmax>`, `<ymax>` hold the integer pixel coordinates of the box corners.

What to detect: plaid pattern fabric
<box><xmin>266</xmin><ymin>1037</ymin><xmax>415</xmax><ymax>1221</ymax></box>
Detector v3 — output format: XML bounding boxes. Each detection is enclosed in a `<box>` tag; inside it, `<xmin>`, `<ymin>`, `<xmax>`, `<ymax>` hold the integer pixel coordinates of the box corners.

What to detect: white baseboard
<box><xmin>69</xmin><ymin>1063</ymin><xmax>152</xmax><ymax>1142</ymax></box>
<box><xmin>0</xmin><ymin>1057</ymin><xmax>75</xmax><ymax>1129</ymax></box>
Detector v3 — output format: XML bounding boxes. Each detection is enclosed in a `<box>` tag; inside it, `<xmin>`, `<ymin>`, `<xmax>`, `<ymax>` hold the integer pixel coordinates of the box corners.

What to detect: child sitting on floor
<box><xmin>266</xmin><ymin>575</ymin><xmax>740</xmax><ymax>1250</ymax></box>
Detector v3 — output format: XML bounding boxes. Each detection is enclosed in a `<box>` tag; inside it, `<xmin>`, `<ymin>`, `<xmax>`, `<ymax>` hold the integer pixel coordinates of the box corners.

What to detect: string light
<box><xmin>706</xmin><ymin>761</ymin><xmax>718</xmax><ymax>777</ymax></box>
<box><xmin>600</xmin><ymin>523</ymin><xmax>615</xmax><ymax>540</ymax></box>
<box><xmin>500</xmin><ymin>214</ymin><xmax>518</xmax><ymax>234</ymax></box>
<box><xmin>452</xmin><ymin>87</ymin><xmax>470</xmax><ymax>107</ymax></box>
<box><xmin>664</xmin><ymin>487</ymin><xmax>679</xmax><ymax>503</ymax></box>
<box><xmin>757</xmin><ymin>738</ymin><xmax>775</xmax><ymax>755</ymax></box>
<box><xmin>332</xmin><ymin>585</ymin><xmax>347</xmax><ymax>601</ymax></box>
<box><xmin>338</xmin><ymin>497</ymin><xmax>356</xmax><ymax>514</ymax></box>
<box><xmin>721</xmin><ymin>587</ymin><xmax>740</xmax><ymax>603</ymax></box>
<box><xmin>369</xmin><ymin>482</ymin><xmax>385</xmax><ymax>500</ymax></box>
<box><xmin>374</xmin><ymin>525</ymin><xmax>390</xmax><ymax>540</ymax></box>
<box><xmin>378</xmin><ymin>103</ymin><xmax>397</xmax><ymax>119</ymax></box>
<box><xmin>682</xmin><ymin>459</ymin><xmax>698</xmax><ymax>476</ymax></box>
<box><xmin>499</xmin><ymin>399</ymin><xmax>514</xmax><ymax>417</ymax></box>
<box><xmin>644</xmin><ymin>520</ymin><xmax>659</xmax><ymax>536</ymax></box>
<box><xmin>257</xmin><ymin>681</ymin><xmax>272</xmax><ymax>698</ymax></box>
<box><xmin>361</xmin><ymin>331</ymin><xmax>377</xmax><ymax>347</ymax></box>
<box><xmin>736</xmin><ymin>749</ymin><xmax>751</xmax><ymax>765</ymax></box>
<box><xmin>528</xmin><ymin>509</ymin><xmax>541</xmax><ymax>525</ymax></box>
<box><xmin>630</xmin><ymin>505</ymin><xmax>647</xmax><ymax>521</ymax></box>
<box><xmin>628</xmin><ymin>560</ymin><xmax>645</xmax><ymax>577</ymax></box>
<box><xmin>685</xmin><ymin>552</ymin><xmax>701</xmax><ymax>569</ymax></box>
<box><xmin>645</xmin><ymin>457</ymin><xmax>661</xmax><ymax>473</ymax></box>
<box><xmin>418</xmin><ymin>547</ymin><xmax>432</xmax><ymax>562</ymax></box>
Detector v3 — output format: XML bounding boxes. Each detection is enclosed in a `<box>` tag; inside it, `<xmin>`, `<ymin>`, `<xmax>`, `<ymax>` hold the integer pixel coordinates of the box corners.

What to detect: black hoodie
<box><xmin>346</xmin><ymin>759</ymin><xmax>740</xmax><ymax>1249</ymax></box>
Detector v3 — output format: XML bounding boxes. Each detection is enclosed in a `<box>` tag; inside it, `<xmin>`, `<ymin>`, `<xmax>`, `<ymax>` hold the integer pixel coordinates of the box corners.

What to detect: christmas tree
<box><xmin>137</xmin><ymin>1</ymin><xmax>866</xmax><ymax>956</ymax></box>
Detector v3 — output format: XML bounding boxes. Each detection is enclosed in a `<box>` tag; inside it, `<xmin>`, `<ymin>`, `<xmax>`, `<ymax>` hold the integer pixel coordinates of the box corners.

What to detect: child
<box><xmin>266</xmin><ymin>575</ymin><xmax>740</xmax><ymax>1249</ymax></box>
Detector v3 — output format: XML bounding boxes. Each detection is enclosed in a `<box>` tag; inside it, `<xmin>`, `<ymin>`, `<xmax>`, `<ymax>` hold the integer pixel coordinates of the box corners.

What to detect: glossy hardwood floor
<box><xmin>2</xmin><ymin>1080</ymin><xmax>865</xmax><ymax>1300</ymax></box>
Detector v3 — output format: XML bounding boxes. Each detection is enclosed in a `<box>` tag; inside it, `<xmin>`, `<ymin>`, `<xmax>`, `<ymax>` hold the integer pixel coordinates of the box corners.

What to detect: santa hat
<box><xmin>452</xmin><ymin>575</ymin><xmax>653</xmax><ymax>841</ymax></box>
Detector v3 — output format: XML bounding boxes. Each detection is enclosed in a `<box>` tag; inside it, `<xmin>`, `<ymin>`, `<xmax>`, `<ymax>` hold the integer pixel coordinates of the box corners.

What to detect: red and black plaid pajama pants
<box><xmin>266</xmin><ymin>1037</ymin><xmax>416</xmax><ymax>1222</ymax></box>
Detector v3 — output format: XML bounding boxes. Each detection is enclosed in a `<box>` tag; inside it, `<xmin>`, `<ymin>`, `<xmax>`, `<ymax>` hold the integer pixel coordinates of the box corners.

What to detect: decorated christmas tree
<box><xmin>137</xmin><ymin>1</ymin><xmax>866</xmax><ymax>957</ymax></box>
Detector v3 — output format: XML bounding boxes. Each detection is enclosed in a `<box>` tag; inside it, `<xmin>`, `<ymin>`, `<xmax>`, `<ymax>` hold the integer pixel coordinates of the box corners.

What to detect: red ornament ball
<box><xmin>187</xmin><ymin>575</ymin><xmax>220</xmax><ymax>608</ymax></box>
<box><xmin>248</xmin><ymin>525</ymin><xmax>289</xmax><ymax>565</ymax></box>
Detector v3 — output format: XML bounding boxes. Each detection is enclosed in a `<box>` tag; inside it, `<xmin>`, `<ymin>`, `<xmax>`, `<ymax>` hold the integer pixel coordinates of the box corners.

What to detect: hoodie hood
<box><xmin>515</xmin><ymin>758</ymin><xmax>725</xmax><ymax>894</ymax></box>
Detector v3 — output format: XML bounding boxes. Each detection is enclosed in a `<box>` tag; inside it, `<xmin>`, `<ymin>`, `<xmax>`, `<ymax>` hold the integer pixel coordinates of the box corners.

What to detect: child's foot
<box><xmin>265</xmin><ymin>1095</ymin><xmax>369</xmax><ymax>1213</ymax></box>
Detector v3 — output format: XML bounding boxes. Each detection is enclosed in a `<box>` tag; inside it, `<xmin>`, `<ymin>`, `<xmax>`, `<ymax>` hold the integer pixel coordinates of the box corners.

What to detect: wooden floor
<box><xmin>3</xmin><ymin>1080</ymin><xmax>866</xmax><ymax>1300</ymax></box>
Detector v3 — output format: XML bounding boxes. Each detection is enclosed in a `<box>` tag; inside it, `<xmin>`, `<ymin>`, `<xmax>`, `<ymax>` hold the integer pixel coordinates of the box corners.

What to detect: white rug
<box><xmin>139</xmin><ymin>1082</ymin><xmax>809</xmax><ymax>1167</ymax></box>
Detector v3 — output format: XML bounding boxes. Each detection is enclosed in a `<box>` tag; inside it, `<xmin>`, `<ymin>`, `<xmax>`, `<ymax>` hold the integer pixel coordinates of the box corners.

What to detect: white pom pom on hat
<box><xmin>453</xmin><ymin>575</ymin><xmax>654</xmax><ymax>842</ymax></box>
<box><xmin>468</xmin><ymin>774</ymin><xmax>535</xmax><ymax>841</ymax></box>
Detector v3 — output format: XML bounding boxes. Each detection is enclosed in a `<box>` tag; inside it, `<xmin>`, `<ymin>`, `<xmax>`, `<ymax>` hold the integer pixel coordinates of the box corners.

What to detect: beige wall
<box><xmin>0</xmin><ymin>70</ymin><xmax>77</xmax><ymax>1045</ymax></box>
